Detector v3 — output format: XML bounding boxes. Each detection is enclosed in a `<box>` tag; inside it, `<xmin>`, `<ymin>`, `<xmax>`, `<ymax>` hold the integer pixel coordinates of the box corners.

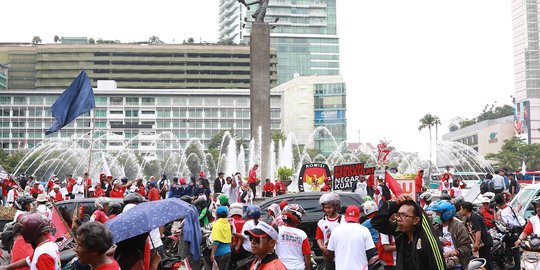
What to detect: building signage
<box><xmin>514</xmin><ymin>101</ymin><xmax>531</xmax><ymax>144</ymax></box>
<box><xmin>332</xmin><ymin>163</ymin><xmax>375</xmax><ymax>191</ymax></box>
<box><xmin>298</xmin><ymin>163</ymin><xmax>332</xmax><ymax>192</ymax></box>
<box><xmin>315</xmin><ymin>110</ymin><xmax>345</xmax><ymax>121</ymax></box>
<box><xmin>488</xmin><ymin>132</ymin><xmax>498</xmax><ymax>144</ymax></box>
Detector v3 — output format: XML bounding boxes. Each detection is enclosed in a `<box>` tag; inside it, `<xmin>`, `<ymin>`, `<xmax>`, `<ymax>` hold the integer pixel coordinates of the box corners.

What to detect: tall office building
<box><xmin>219</xmin><ymin>0</ymin><xmax>340</xmax><ymax>84</ymax></box>
<box><xmin>512</xmin><ymin>0</ymin><xmax>540</xmax><ymax>143</ymax></box>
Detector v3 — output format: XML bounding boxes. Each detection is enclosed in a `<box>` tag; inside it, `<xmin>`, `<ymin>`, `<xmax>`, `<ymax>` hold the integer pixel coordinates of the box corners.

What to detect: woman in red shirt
<box><xmin>91</xmin><ymin>197</ymin><xmax>111</xmax><ymax>223</ymax></box>
<box><xmin>479</xmin><ymin>197</ymin><xmax>494</xmax><ymax>228</ymax></box>
<box><xmin>147</xmin><ymin>182</ymin><xmax>161</xmax><ymax>201</ymax></box>
<box><xmin>109</xmin><ymin>181</ymin><xmax>124</xmax><ymax>198</ymax></box>
<box><xmin>93</xmin><ymin>185</ymin><xmax>106</xmax><ymax>197</ymax></box>
<box><xmin>75</xmin><ymin>222</ymin><xmax>120</xmax><ymax>270</ymax></box>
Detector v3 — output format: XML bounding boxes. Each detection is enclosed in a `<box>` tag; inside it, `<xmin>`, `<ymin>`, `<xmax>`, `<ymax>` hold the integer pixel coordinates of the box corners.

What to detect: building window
<box><xmin>157</xmin><ymin>109</ymin><xmax>171</xmax><ymax>117</ymax></box>
<box><xmin>110</xmin><ymin>97</ymin><xmax>123</xmax><ymax>105</ymax></box>
<box><xmin>189</xmin><ymin>97</ymin><xmax>203</xmax><ymax>106</ymax></box>
<box><xmin>13</xmin><ymin>97</ymin><xmax>26</xmax><ymax>105</ymax></box>
<box><xmin>95</xmin><ymin>110</ymin><xmax>106</xmax><ymax>117</ymax></box>
<box><xmin>141</xmin><ymin>110</ymin><xmax>155</xmax><ymax>115</ymax></box>
<box><xmin>109</xmin><ymin>111</ymin><xmax>123</xmax><ymax>115</ymax></box>
<box><xmin>0</xmin><ymin>97</ymin><xmax>10</xmax><ymax>105</ymax></box>
<box><xmin>142</xmin><ymin>97</ymin><xmax>155</xmax><ymax>105</ymax></box>
<box><xmin>221</xmin><ymin>109</ymin><xmax>234</xmax><ymax>118</ymax></box>
<box><xmin>172</xmin><ymin>109</ymin><xmax>187</xmax><ymax>118</ymax></box>
<box><xmin>95</xmin><ymin>97</ymin><xmax>107</xmax><ymax>105</ymax></box>
<box><xmin>157</xmin><ymin>97</ymin><xmax>171</xmax><ymax>106</ymax></box>
<box><xmin>12</xmin><ymin>121</ymin><xmax>25</xmax><ymax>128</ymax></box>
<box><xmin>29</xmin><ymin>96</ymin><xmax>43</xmax><ymax>105</ymax></box>
<box><xmin>126</xmin><ymin>97</ymin><xmax>139</xmax><ymax>105</ymax></box>
<box><xmin>0</xmin><ymin>108</ymin><xmax>10</xmax><ymax>117</ymax></box>
<box><xmin>95</xmin><ymin>121</ymin><xmax>107</xmax><ymax>128</ymax></box>
<box><xmin>125</xmin><ymin>110</ymin><xmax>139</xmax><ymax>117</ymax></box>
<box><xmin>188</xmin><ymin>109</ymin><xmax>202</xmax><ymax>118</ymax></box>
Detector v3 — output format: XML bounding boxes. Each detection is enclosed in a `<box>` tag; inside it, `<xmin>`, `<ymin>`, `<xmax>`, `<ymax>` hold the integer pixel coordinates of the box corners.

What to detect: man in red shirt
<box><xmin>248</xmin><ymin>164</ymin><xmax>259</xmax><ymax>198</ymax></box>
<box><xmin>66</xmin><ymin>174</ymin><xmax>76</xmax><ymax>200</ymax></box>
<box><xmin>147</xmin><ymin>182</ymin><xmax>161</xmax><ymax>201</ymax></box>
<box><xmin>109</xmin><ymin>181</ymin><xmax>125</xmax><ymax>198</ymax></box>
<box><xmin>274</xmin><ymin>180</ymin><xmax>286</xmax><ymax>196</ymax></box>
<box><xmin>83</xmin><ymin>172</ymin><xmax>92</xmax><ymax>198</ymax></box>
<box><xmin>29</xmin><ymin>182</ymin><xmax>42</xmax><ymax>199</ymax></box>
<box><xmin>415</xmin><ymin>170</ymin><xmax>424</xmax><ymax>202</ymax></box>
<box><xmin>263</xmin><ymin>179</ymin><xmax>274</xmax><ymax>198</ymax></box>
<box><xmin>93</xmin><ymin>185</ymin><xmax>106</xmax><ymax>198</ymax></box>
<box><xmin>51</xmin><ymin>184</ymin><xmax>63</xmax><ymax>202</ymax></box>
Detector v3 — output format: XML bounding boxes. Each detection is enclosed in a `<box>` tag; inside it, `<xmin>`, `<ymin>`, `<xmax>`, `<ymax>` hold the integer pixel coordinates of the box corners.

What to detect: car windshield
<box><xmin>511</xmin><ymin>188</ymin><xmax>537</xmax><ymax>210</ymax></box>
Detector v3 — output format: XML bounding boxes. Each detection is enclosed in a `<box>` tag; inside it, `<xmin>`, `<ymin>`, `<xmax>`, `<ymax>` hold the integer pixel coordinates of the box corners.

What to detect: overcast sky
<box><xmin>2</xmin><ymin>0</ymin><xmax>515</xmax><ymax>159</ymax></box>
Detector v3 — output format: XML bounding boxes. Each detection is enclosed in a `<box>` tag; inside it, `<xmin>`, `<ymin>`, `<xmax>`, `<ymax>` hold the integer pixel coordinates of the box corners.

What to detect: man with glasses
<box><xmin>244</xmin><ymin>221</ymin><xmax>287</xmax><ymax>270</ymax></box>
<box><xmin>372</xmin><ymin>194</ymin><xmax>446</xmax><ymax>270</ymax></box>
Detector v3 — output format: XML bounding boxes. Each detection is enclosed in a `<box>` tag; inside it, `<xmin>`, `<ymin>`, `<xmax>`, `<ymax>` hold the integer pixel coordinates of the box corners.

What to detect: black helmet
<box><xmin>532</xmin><ymin>196</ymin><xmax>540</xmax><ymax>206</ymax></box>
<box><xmin>121</xmin><ymin>177</ymin><xmax>129</xmax><ymax>184</ymax></box>
<box><xmin>19</xmin><ymin>213</ymin><xmax>50</xmax><ymax>244</ymax></box>
<box><xmin>15</xmin><ymin>195</ymin><xmax>34</xmax><ymax>211</ymax></box>
<box><xmin>123</xmin><ymin>193</ymin><xmax>144</xmax><ymax>204</ymax></box>
<box><xmin>180</xmin><ymin>195</ymin><xmax>192</xmax><ymax>204</ymax></box>
<box><xmin>439</xmin><ymin>193</ymin><xmax>451</xmax><ymax>201</ymax></box>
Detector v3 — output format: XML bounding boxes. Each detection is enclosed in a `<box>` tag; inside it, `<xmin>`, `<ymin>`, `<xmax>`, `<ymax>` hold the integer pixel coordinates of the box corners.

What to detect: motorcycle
<box><xmin>520</xmin><ymin>235</ymin><xmax>540</xmax><ymax>270</ymax></box>
<box><xmin>468</xmin><ymin>258</ymin><xmax>487</xmax><ymax>270</ymax></box>
<box><xmin>489</xmin><ymin>220</ymin><xmax>516</xmax><ymax>269</ymax></box>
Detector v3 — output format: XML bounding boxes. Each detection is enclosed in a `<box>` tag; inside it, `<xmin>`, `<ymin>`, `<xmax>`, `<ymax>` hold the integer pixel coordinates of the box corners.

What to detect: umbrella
<box><xmin>105</xmin><ymin>198</ymin><xmax>198</xmax><ymax>243</ymax></box>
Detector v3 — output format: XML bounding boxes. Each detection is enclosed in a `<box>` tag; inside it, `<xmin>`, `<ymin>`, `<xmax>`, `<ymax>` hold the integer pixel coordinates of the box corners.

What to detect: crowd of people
<box><xmin>0</xmin><ymin>165</ymin><xmax>538</xmax><ymax>270</ymax></box>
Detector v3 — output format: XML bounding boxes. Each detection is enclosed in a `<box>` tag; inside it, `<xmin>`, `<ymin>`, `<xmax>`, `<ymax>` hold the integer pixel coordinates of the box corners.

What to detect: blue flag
<box><xmin>45</xmin><ymin>70</ymin><xmax>95</xmax><ymax>135</ymax></box>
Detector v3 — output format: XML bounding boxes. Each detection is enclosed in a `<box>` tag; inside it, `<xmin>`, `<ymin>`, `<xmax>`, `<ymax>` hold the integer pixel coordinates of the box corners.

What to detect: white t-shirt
<box><xmin>327</xmin><ymin>222</ymin><xmax>375</xmax><ymax>270</ymax></box>
<box><xmin>441</xmin><ymin>226</ymin><xmax>455</xmax><ymax>253</ymax></box>
<box><xmin>355</xmin><ymin>182</ymin><xmax>368</xmax><ymax>197</ymax></box>
<box><xmin>380</xmin><ymin>233</ymin><xmax>396</xmax><ymax>266</ymax></box>
<box><xmin>37</xmin><ymin>204</ymin><xmax>52</xmax><ymax>221</ymax></box>
<box><xmin>276</xmin><ymin>225</ymin><xmax>311</xmax><ymax>270</ymax></box>
<box><xmin>241</xmin><ymin>219</ymin><xmax>258</xmax><ymax>252</ymax></box>
<box><xmin>72</xmin><ymin>184</ymin><xmax>85</xmax><ymax>199</ymax></box>
<box><xmin>316</xmin><ymin>215</ymin><xmax>343</xmax><ymax>245</ymax></box>
<box><xmin>221</xmin><ymin>183</ymin><xmax>231</xmax><ymax>198</ymax></box>
<box><xmin>26</xmin><ymin>241</ymin><xmax>61</xmax><ymax>270</ymax></box>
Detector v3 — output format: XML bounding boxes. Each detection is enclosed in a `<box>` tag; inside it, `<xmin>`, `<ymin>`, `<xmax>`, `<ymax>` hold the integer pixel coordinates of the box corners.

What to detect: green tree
<box><xmin>88</xmin><ymin>38</ymin><xmax>95</xmax><ymax>44</ymax></box>
<box><xmin>31</xmin><ymin>36</ymin><xmax>42</xmax><ymax>45</ymax></box>
<box><xmin>0</xmin><ymin>150</ymin><xmax>27</xmax><ymax>174</ymax></box>
<box><xmin>187</xmin><ymin>37</ymin><xmax>194</xmax><ymax>44</ymax></box>
<box><xmin>148</xmin><ymin>35</ymin><xmax>164</xmax><ymax>44</ymax></box>
<box><xmin>418</xmin><ymin>113</ymin><xmax>441</xmax><ymax>179</ymax></box>
<box><xmin>54</xmin><ymin>35</ymin><xmax>60</xmax><ymax>43</ymax></box>
<box><xmin>485</xmin><ymin>137</ymin><xmax>524</xmax><ymax>170</ymax></box>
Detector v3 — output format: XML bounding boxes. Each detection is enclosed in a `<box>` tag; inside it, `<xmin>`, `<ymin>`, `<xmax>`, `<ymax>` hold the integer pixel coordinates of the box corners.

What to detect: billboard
<box><xmin>314</xmin><ymin>110</ymin><xmax>345</xmax><ymax>121</ymax></box>
<box><xmin>514</xmin><ymin>101</ymin><xmax>531</xmax><ymax>144</ymax></box>
<box><xmin>332</xmin><ymin>163</ymin><xmax>375</xmax><ymax>191</ymax></box>
<box><xmin>298</xmin><ymin>163</ymin><xmax>332</xmax><ymax>192</ymax></box>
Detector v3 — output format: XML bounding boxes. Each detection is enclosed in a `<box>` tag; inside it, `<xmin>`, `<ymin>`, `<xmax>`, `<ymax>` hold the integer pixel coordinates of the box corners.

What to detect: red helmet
<box><xmin>19</xmin><ymin>213</ymin><xmax>50</xmax><ymax>244</ymax></box>
<box><xmin>281</xmin><ymin>204</ymin><xmax>305</xmax><ymax>225</ymax></box>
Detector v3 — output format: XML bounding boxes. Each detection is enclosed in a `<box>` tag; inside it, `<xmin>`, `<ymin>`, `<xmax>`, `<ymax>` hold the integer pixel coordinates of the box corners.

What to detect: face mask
<box><xmin>433</xmin><ymin>215</ymin><xmax>442</xmax><ymax>225</ymax></box>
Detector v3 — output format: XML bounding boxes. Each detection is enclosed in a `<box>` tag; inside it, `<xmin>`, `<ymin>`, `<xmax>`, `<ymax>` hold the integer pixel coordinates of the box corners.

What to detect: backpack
<box><xmin>480</xmin><ymin>181</ymin><xmax>489</xmax><ymax>194</ymax></box>
<box><xmin>380</xmin><ymin>184</ymin><xmax>391</xmax><ymax>201</ymax></box>
<box><xmin>1</xmin><ymin>221</ymin><xmax>16</xmax><ymax>251</ymax></box>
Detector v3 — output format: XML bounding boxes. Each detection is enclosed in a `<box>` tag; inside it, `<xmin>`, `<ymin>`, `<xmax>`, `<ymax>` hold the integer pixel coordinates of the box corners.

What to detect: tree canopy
<box><xmin>485</xmin><ymin>137</ymin><xmax>540</xmax><ymax>171</ymax></box>
<box><xmin>449</xmin><ymin>104</ymin><xmax>513</xmax><ymax>131</ymax></box>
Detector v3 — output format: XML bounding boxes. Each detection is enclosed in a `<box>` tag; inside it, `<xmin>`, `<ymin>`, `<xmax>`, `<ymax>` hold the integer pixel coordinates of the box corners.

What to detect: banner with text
<box><xmin>332</xmin><ymin>163</ymin><xmax>375</xmax><ymax>191</ymax></box>
<box><xmin>298</xmin><ymin>163</ymin><xmax>332</xmax><ymax>192</ymax></box>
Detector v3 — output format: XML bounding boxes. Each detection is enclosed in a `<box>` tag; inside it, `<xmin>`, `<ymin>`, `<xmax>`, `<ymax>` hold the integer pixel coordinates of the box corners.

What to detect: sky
<box><xmin>1</xmin><ymin>0</ymin><xmax>515</xmax><ymax>159</ymax></box>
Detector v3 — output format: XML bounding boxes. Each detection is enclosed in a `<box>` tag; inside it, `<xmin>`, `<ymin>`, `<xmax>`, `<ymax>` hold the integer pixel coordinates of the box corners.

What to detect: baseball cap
<box><xmin>216</xmin><ymin>206</ymin><xmax>228</xmax><ymax>216</ymax></box>
<box><xmin>345</xmin><ymin>205</ymin><xmax>361</xmax><ymax>222</ymax></box>
<box><xmin>244</xmin><ymin>221</ymin><xmax>279</xmax><ymax>240</ymax></box>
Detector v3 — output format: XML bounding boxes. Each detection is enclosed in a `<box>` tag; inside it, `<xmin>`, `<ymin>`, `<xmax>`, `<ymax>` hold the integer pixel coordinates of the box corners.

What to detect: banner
<box><xmin>298</xmin><ymin>163</ymin><xmax>331</xmax><ymax>192</ymax></box>
<box><xmin>514</xmin><ymin>100</ymin><xmax>531</xmax><ymax>144</ymax></box>
<box><xmin>333</xmin><ymin>163</ymin><xmax>375</xmax><ymax>191</ymax></box>
<box><xmin>50</xmin><ymin>203</ymin><xmax>74</xmax><ymax>248</ymax></box>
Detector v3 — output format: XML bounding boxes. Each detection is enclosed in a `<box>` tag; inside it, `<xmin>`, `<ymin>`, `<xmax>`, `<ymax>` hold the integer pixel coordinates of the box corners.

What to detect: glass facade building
<box><xmin>219</xmin><ymin>0</ymin><xmax>340</xmax><ymax>84</ymax></box>
<box><xmin>512</xmin><ymin>0</ymin><xmax>540</xmax><ymax>143</ymax></box>
<box><xmin>0</xmin><ymin>64</ymin><xmax>7</xmax><ymax>90</ymax></box>
<box><xmin>313</xmin><ymin>82</ymin><xmax>346</xmax><ymax>154</ymax></box>
<box><xmin>0</xmin><ymin>88</ymin><xmax>282</xmax><ymax>154</ymax></box>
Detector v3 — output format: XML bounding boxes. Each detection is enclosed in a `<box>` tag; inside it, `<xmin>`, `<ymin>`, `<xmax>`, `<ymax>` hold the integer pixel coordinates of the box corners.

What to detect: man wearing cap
<box><xmin>327</xmin><ymin>205</ymin><xmax>376</xmax><ymax>270</ymax></box>
<box><xmin>36</xmin><ymin>194</ymin><xmax>52</xmax><ymax>221</ymax></box>
<box><xmin>29</xmin><ymin>182</ymin><xmax>42</xmax><ymax>199</ymax></box>
<box><xmin>245</xmin><ymin>221</ymin><xmax>287</xmax><ymax>270</ymax></box>
<box><xmin>49</xmin><ymin>185</ymin><xmax>63</xmax><ymax>202</ymax></box>
<box><xmin>6</xmin><ymin>185</ymin><xmax>19</xmax><ymax>206</ymax></box>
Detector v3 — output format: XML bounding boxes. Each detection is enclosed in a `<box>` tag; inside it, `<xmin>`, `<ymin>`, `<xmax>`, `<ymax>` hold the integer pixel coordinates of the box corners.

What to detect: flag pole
<box><xmin>87</xmin><ymin>109</ymin><xmax>96</xmax><ymax>175</ymax></box>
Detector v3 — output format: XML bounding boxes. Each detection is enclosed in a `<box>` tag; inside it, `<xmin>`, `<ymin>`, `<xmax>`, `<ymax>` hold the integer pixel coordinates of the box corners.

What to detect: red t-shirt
<box><xmin>2</xmin><ymin>181</ymin><xmax>8</xmax><ymax>196</ymax></box>
<box><xmin>148</xmin><ymin>187</ymin><xmax>160</xmax><ymax>201</ymax></box>
<box><xmin>415</xmin><ymin>173</ymin><xmax>423</xmax><ymax>192</ymax></box>
<box><xmin>263</xmin><ymin>183</ymin><xmax>275</xmax><ymax>192</ymax></box>
<box><xmin>138</xmin><ymin>186</ymin><xmax>146</xmax><ymax>197</ymax></box>
<box><xmin>320</xmin><ymin>183</ymin><xmax>330</xmax><ymax>192</ymax></box>
<box><xmin>274</xmin><ymin>182</ymin><xmax>286</xmax><ymax>193</ymax></box>
<box><xmin>91</xmin><ymin>209</ymin><xmax>109</xmax><ymax>223</ymax></box>
<box><xmin>248</xmin><ymin>168</ymin><xmax>257</xmax><ymax>184</ymax></box>
<box><xmin>53</xmin><ymin>191</ymin><xmax>63</xmax><ymax>202</ymax></box>
<box><xmin>109</xmin><ymin>189</ymin><xmax>124</xmax><ymax>198</ymax></box>
<box><xmin>30</xmin><ymin>187</ymin><xmax>43</xmax><ymax>197</ymax></box>
<box><xmin>66</xmin><ymin>178</ymin><xmax>76</xmax><ymax>193</ymax></box>
<box><xmin>47</xmin><ymin>180</ymin><xmax>54</xmax><ymax>192</ymax></box>
<box><xmin>10</xmin><ymin>235</ymin><xmax>33</xmax><ymax>268</ymax></box>
<box><xmin>94</xmin><ymin>189</ymin><xmax>106</xmax><ymax>197</ymax></box>
<box><xmin>95</xmin><ymin>259</ymin><xmax>120</xmax><ymax>270</ymax></box>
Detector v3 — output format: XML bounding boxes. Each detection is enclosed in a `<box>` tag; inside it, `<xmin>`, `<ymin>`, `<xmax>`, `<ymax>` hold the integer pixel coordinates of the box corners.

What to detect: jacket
<box><xmin>249</xmin><ymin>252</ymin><xmax>287</xmax><ymax>270</ymax></box>
<box><xmin>372</xmin><ymin>200</ymin><xmax>446</xmax><ymax>270</ymax></box>
<box><xmin>433</xmin><ymin>218</ymin><xmax>472</xmax><ymax>269</ymax></box>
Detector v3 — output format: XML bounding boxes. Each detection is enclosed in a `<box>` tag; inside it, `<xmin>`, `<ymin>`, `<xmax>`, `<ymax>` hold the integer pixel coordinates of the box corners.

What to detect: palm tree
<box><xmin>418</xmin><ymin>113</ymin><xmax>441</xmax><ymax>183</ymax></box>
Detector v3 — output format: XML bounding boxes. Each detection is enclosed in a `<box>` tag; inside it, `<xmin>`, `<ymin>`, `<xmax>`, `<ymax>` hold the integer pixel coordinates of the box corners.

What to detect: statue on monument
<box><xmin>238</xmin><ymin>0</ymin><xmax>269</xmax><ymax>23</ymax></box>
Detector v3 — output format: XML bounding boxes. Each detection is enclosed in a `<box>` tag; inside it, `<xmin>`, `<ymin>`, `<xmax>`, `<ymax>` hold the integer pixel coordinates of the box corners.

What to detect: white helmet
<box><xmin>483</xmin><ymin>192</ymin><xmax>495</xmax><ymax>200</ymax></box>
<box><xmin>229</xmin><ymin>202</ymin><xmax>243</xmax><ymax>217</ymax></box>
<box><xmin>95</xmin><ymin>197</ymin><xmax>112</xmax><ymax>210</ymax></box>
<box><xmin>420</xmin><ymin>191</ymin><xmax>432</xmax><ymax>202</ymax></box>
<box><xmin>319</xmin><ymin>192</ymin><xmax>341</xmax><ymax>206</ymax></box>
<box><xmin>363</xmin><ymin>200</ymin><xmax>378</xmax><ymax>215</ymax></box>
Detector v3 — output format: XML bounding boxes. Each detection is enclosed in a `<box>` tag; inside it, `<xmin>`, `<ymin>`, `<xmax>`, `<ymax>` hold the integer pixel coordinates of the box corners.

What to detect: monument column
<box><xmin>250</xmin><ymin>23</ymin><xmax>271</xmax><ymax>181</ymax></box>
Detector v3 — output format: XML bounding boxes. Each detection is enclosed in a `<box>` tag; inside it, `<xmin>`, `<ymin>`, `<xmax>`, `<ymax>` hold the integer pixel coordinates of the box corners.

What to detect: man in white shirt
<box><xmin>352</xmin><ymin>176</ymin><xmax>368</xmax><ymax>198</ymax></box>
<box><xmin>495</xmin><ymin>194</ymin><xmax>523</xmax><ymax>270</ymax></box>
<box><xmin>276</xmin><ymin>204</ymin><xmax>312</xmax><ymax>270</ymax></box>
<box><xmin>327</xmin><ymin>205</ymin><xmax>377</xmax><ymax>270</ymax></box>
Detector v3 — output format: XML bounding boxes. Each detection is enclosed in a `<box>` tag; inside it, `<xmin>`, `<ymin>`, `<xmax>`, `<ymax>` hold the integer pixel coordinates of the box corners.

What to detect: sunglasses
<box><xmin>249</xmin><ymin>236</ymin><xmax>269</xmax><ymax>243</ymax></box>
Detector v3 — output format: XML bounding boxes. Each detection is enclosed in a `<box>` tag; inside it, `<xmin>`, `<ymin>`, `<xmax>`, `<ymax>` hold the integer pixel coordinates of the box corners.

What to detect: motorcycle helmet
<box><xmin>194</xmin><ymin>195</ymin><xmax>208</xmax><ymax>208</ymax></box>
<box><xmin>531</xmin><ymin>196</ymin><xmax>540</xmax><ymax>214</ymax></box>
<box><xmin>229</xmin><ymin>202</ymin><xmax>243</xmax><ymax>217</ymax></box>
<box><xmin>15</xmin><ymin>195</ymin><xmax>34</xmax><ymax>211</ymax></box>
<box><xmin>217</xmin><ymin>194</ymin><xmax>229</xmax><ymax>206</ymax></box>
<box><xmin>362</xmin><ymin>196</ymin><xmax>372</xmax><ymax>202</ymax></box>
<box><xmin>419</xmin><ymin>192</ymin><xmax>432</xmax><ymax>203</ymax></box>
<box><xmin>467</xmin><ymin>258</ymin><xmax>486</xmax><ymax>269</ymax></box>
<box><xmin>95</xmin><ymin>197</ymin><xmax>112</xmax><ymax>210</ymax></box>
<box><xmin>267</xmin><ymin>203</ymin><xmax>281</xmax><ymax>217</ymax></box>
<box><xmin>483</xmin><ymin>192</ymin><xmax>495</xmax><ymax>201</ymax></box>
<box><xmin>439</xmin><ymin>193</ymin><xmax>451</xmax><ymax>202</ymax></box>
<box><xmin>319</xmin><ymin>192</ymin><xmax>340</xmax><ymax>207</ymax></box>
<box><xmin>281</xmin><ymin>204</ymin><xmax>305</xmax><ymax>225</ymax></box>
<box><xmin>120</xmin><ymin>177</ymin><xmax>129</xmax><ymax>184</ymax></box>
<box><xmin>428</xmin><ymin>201</ymin><xmax>455</xmax><ymax>222</ymax></box>
<box><xmin>245</xmin><ymin>205</ymin><xmax>261</xmax><ymax>220</ymax></box>
<box><xmin>363</xmin><ymin>200</ymin><xmax>378</xmax><ymax>216</ymax></box>
<box><xmin>19</xmin><ymin>213</ymin><xmax>50</xmax><ymax>244</ymax></box>
<box><xmin>180</xmin><ymin>195</ymin><xmax>192</xmax><ymax>204</ymax></box>
<box><xmin>124</xmin><ymin>192</ymin><xmax>144</xmax><ymax>204</ymax></box>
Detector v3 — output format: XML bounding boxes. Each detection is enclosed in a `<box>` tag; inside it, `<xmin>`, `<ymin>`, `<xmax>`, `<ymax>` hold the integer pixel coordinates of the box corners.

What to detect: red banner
<box><xmin>51</xmin><ymin>204</ymin><xmax>73</xmax><ymax>247</ymax></box>
<box><xmin>385</xmin><ymin>172</ymin><xmax>404</xmax><ymax>197</ymax></box>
